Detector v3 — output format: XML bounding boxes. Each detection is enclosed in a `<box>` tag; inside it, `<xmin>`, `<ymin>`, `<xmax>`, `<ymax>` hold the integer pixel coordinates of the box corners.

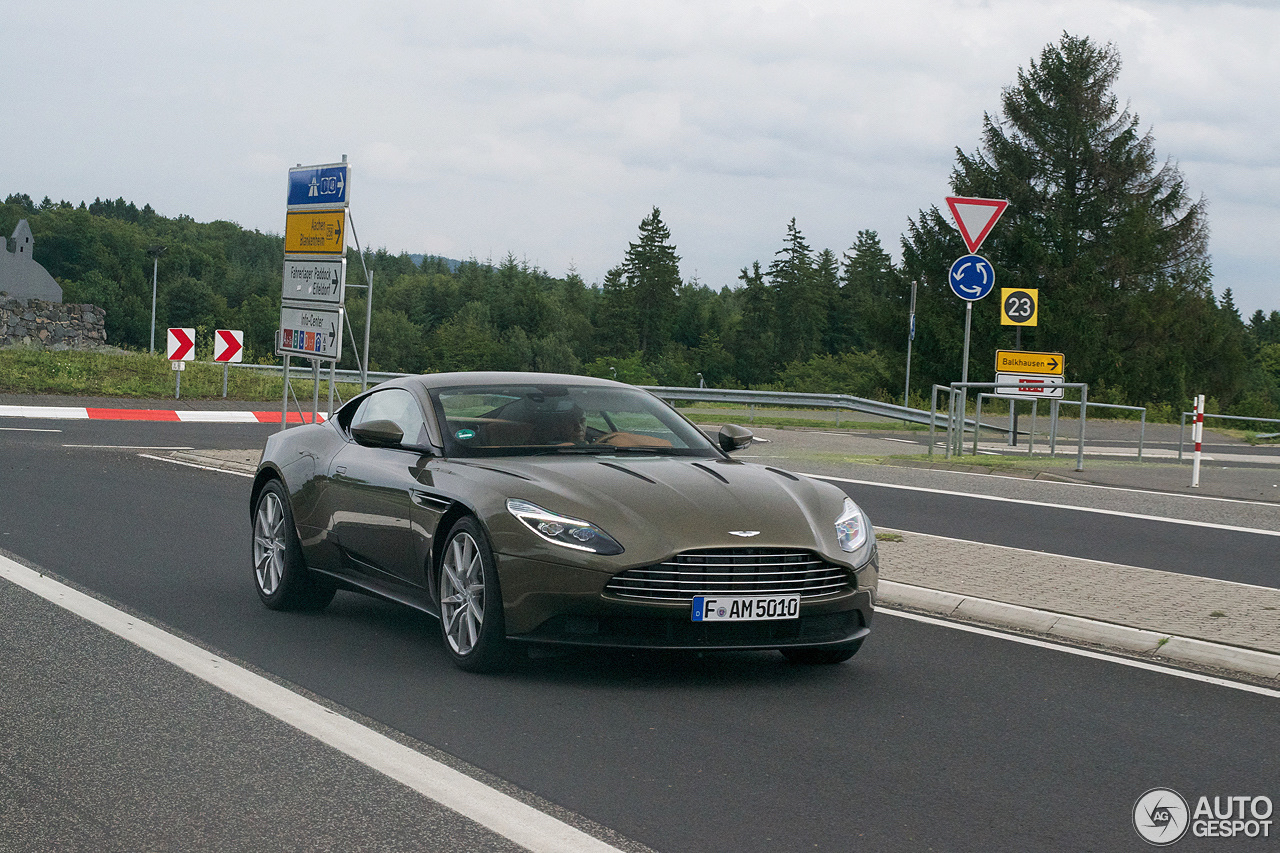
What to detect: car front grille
<box><xmin>604</xmin><ymin>548</ymin><xmax>851</xmax><ymax>602</ymax></box>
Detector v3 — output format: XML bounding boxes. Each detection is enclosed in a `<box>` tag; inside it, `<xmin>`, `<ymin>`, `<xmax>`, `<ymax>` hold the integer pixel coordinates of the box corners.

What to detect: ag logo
<box><xmin>1134</xmin><ymin>788</ymin><xmax>1190</xmax><ymax>846</ymax></box>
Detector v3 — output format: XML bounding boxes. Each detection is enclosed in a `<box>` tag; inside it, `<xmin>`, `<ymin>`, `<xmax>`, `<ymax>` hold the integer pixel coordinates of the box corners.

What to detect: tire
<box><xmin>252</xmin><ymin>480</ymin><xmax>337</xmax><ymax>611</ymax></box>
<box><xmin>781</xmin><ymin>641</ymin><xmax>862</xmax><ymax>665</ymax></box>
<box><xmin>438</xmin><ymin>517</ymin><xmax>510</xmax><ymax>673</ymax></box>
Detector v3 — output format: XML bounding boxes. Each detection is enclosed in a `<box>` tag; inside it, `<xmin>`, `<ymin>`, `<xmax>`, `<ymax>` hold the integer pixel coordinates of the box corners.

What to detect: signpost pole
<box><xmin>150</xmin><ymin>254</ymin><xmax>159</xmax><ymax>354</ymax></box>
<box><xmin>1076</xmin><ymin>384</ymin><xmax>1088</xmax><ymax>472</ymax></box>
<box><xmin>222</xmin><ymin>364</ymin><xmax>229</xmax><ymax>398</ymax></box>
<box><xmin>328</xmin><ymin>363</ymin><xmax>336</xmax><ymax>418</ymax></box>
<box><xmin>281</xmin><ymin>355</ymin><xmax>290</xmax><ymax>432</ymax></box>
<box><xmin>1049</xmin><ymin>399</ymin><xmax>1059</xmax><ymax>456</ymax></box>
<box><xmin>1010</xmin><ymin>326</ymin><xmax>1021</xmax><ymax>446</ymax></box>
<box><xmin>961</xmin><ymin>302</ymin><xmax>972</xmax><ymax>385</ymax></box>
<box><xmin>904</xmin><ymin>280</ymin><xmax>917</xmax><ymax>408</ymax></box>
<box><xmin>174</xmin><ymin>365</ymin><xmax>181</xmax><ymax>400</ymax></box>
<box><xmin>312</xmin><ymin>359</ymin><xmax>321</xmax><ymax>424</ymax></box>
<box><xmin>363</xmin><ymin>271</ymin><xmax>373</xmax><ymax>393</ymax></box>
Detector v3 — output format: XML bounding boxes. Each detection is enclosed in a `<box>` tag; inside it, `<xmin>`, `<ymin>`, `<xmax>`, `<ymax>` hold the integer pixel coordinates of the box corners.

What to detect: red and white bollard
<box><xmin>1191</xmin><ymin>394</ymin><xmax>1205</xmax><ymax>488</ymax></box>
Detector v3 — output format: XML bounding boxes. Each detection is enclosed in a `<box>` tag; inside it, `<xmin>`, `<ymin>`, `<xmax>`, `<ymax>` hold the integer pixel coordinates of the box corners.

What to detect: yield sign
<box><xmin>167</xmin><ymin>327</ymin><xmax>195</xmax><ymax>361</ymax></box>
<box><xmin>945</xmin><ymin>196</ymin><xmax>1009</xmax><ymax>254</ymax></box>
<box><xmin>214</xmin><ymin>329</ymin><xmax>244</xmax><ymax>363</ymax></box>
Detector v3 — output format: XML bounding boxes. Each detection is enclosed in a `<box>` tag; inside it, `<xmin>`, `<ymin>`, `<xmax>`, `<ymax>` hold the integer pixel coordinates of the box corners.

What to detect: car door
<box><xmin>327</xmin><ymin>388</ymin><xmax>435</xmax><ymax>589</ymax></box>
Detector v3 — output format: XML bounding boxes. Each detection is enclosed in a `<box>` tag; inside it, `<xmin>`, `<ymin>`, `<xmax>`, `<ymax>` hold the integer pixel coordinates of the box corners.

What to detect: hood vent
<box><xmin>596</xmin><ymin>460</ymin><xmax>656</xmax><ymax>484</ymax></box>
<box><xmin>690</xmin><ymin>461</ymin><xmax>729</xmax><ymax>484</ymax></box>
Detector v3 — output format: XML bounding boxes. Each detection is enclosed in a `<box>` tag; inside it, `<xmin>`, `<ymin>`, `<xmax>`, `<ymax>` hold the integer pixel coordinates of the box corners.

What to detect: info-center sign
<box><xmin>280</xmin><ymin>160</ymin><xmax>349</xmax><ymax>362</ymax></box>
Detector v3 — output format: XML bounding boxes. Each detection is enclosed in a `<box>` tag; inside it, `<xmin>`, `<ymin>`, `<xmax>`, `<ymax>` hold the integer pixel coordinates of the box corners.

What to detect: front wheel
<box><xmin>780</xmin><ymin>642</ymin><xmax>862</xmax><ymax>665</ymax></box>
<box><xmin>252</xmin><ymin>480</ymin><xmax>336</xmax><ymax>611</ymax></box>
<box><xmin>438</xmin><ymin>517</ymin><xmax>510</xmax><ymax>672</ymax></box>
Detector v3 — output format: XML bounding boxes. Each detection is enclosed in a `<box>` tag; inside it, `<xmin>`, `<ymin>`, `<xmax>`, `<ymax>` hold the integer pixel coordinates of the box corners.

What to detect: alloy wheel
<box><xmin>253</xmin><ymin>491</ymin><xmax>287</xmax><ymax>596</ymax></box>
<box><xmin>440</xmin><ymin>531</ymin><xmax>485</xmax><ymax>655</ymax></box>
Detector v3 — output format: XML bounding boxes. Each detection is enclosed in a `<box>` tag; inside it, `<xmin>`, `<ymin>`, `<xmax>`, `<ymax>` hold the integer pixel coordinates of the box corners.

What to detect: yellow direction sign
<box><xmin>285</xmin><ymin>209</ymin><xmax>346</xmax><ymax>255</ymax></box>
<box><xmin>1000</xmin><ymin>288</ymin><xmax>1038</xmax><ymax>326</ymax></box>
<box><xmin>995</xmin><ymin>349</ymin><xmax>1063</xmax><ymax>376</ymax></box>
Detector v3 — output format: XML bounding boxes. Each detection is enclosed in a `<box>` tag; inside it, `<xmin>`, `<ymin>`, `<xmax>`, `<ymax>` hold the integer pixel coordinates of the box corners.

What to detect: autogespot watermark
<box><xmin>1134</xmin><ymin>788</ymin><xmax>1274</xmax><ymax>845</ymax></box>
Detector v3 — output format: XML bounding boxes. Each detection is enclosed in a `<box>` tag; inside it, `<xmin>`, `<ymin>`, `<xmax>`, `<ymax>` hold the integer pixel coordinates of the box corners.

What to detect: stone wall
<box><xmin>0</xmin><ymin>299</ymin><xmax>107</xmax><ymax>350</ymax></box>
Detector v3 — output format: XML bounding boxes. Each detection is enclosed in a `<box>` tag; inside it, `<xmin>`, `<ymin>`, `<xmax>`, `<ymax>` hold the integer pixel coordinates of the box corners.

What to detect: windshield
<box><xmin>430</xmin><ymin>383</ymin><xmax>719</xmax><ymax>458</ymax></box>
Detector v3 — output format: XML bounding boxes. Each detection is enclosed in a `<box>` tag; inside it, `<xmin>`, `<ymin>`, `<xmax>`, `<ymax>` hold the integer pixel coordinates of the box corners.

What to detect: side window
<box><xmin>349</xmin><ymin>389</ymin><xmax>429</xmax><ymax>446</ymax></box>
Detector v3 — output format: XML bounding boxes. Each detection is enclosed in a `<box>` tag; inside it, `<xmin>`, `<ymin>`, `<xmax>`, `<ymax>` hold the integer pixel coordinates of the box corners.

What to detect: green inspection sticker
<box><xmin>455</xmin><ymin>428</ymin><xmax>476</xmax><ymax>440</ymax></box>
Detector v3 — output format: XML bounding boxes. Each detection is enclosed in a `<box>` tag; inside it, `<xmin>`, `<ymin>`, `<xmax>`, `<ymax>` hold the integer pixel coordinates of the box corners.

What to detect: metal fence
<box><xmin>1178</xmin><ymin>411</ymin><xmax>1280</xmax><ymax>460</ymax></box>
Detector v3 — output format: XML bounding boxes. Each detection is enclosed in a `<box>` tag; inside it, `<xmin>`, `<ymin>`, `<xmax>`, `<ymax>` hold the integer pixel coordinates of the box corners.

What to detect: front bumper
<box><xmin>496</xmin><ymin>547</ymin><xmax>877</xmax><ymax>651</ymax></box>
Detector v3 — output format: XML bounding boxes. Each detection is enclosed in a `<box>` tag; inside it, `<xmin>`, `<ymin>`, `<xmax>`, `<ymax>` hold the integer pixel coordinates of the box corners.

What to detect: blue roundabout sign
<box><xmin>948</xmin><ymin>255</ymin><xmax>996</xmax><ymax>301</ymax></box>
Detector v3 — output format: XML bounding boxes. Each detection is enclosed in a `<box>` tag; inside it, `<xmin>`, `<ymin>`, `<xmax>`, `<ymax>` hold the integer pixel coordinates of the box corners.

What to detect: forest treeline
<box><xmin>4</xmin><ymin>34</ymin><xmax>1279</xmax><ymax>418</ymax></box>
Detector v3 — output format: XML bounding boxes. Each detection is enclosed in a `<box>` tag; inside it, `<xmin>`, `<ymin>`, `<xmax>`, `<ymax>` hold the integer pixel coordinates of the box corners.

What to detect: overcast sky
<box><xmin>4</xmin><ymin>1</ymin><xmax>1277</xmax><ymax>315</ymax></box>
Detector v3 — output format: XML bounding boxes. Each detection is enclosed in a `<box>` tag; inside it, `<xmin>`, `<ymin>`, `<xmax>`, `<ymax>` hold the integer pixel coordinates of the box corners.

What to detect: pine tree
<box><xmin>623</xmin><ymin>207</ymin><xmax>681</xmax><ymax>356</ymax></box>
<box><xmin>902</xmin><ymin>33</ymin><xmax>1221</xmax><ymax>405</ymax></box>
<box><xmin>767</xmin><ymin>219</ymin><xmax>824</xmax><ymax>364</ymax></box>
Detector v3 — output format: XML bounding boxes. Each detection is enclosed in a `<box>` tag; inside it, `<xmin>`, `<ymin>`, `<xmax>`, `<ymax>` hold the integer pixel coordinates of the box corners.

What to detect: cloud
<box><xmin>2</xmin><ymin>0</ymin><xmax>1277</xmax><ymax>312</ymax></box>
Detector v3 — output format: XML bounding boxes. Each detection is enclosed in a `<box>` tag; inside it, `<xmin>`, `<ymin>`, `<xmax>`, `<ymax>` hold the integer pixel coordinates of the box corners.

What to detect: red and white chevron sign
<box><xmin>167</xmin><ymin>328</ymin><xmax>195</xmax><ymax>361</ymax></box>
<box><xmin>214</xmin><ymin>329</ymin><xmax>244</xmax><ymax>363</ymax></box>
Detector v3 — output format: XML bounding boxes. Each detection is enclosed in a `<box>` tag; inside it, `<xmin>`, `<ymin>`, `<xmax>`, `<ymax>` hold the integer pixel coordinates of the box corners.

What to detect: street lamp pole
<box><xmin>147</xmin><ymin>245</ymin><xmax>166</xmax><ymax>353</ymax></box>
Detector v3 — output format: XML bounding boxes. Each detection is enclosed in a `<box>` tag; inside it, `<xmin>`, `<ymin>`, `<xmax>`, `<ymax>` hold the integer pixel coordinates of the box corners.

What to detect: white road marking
<box><xmin>137</xmin><ymin>453</ymin><xmax>255</xmax><ymax>478</ymax></box>
<box><xmin>174</xmin><ymin>411</ymin><xmax>260</xmax><ymax>423</ymax></box>
<box><xmin>1</xmin><ymin>427</ymin><xmax>62</xmax><ymax>432</ymax></box>
<box><xmin>831</xmin><ymin>461</ymin><xmax>1280</xmax><ymax>509</ymax></box>
<box><xmin>804</xmin><ymin>472</ymin><xmax>1280</xmax><ymax>537</ymax></box>
<box><xmin>0</xmin><ymin>405</ymin><xmax>88</xmax><ymax>419</ymax></box>
<box><xmin>64</xmin><ymin>444</ymin><xmax>194</xmax><ymax>450</ymax></box>
<box><xmin>879</xmin><ymin>607</ymin><xmax>1280</xmax><ymax>699</ymax></box>
<box><xmin>0</xmin><ymin>554</ymin><xmax>625</xmax><ymax>853</ymax></box>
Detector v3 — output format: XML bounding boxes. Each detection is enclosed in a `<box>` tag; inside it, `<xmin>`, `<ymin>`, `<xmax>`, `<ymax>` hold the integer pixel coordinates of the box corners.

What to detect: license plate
<box><xmin>692</xmin><ymin>594</ymin><xmax>800</xmax><ymax>622</ymax></box>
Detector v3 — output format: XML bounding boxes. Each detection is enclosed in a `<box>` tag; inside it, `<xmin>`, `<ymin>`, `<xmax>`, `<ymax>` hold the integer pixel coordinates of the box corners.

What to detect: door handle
<box><xmin>335</xmin><ymin>466</ymin><xmax>347</xmax><ymax>475</ymax></box>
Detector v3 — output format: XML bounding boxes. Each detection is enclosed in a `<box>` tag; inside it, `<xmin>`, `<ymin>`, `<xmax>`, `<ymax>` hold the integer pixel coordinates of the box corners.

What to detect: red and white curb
<box><xmin>0</xmin><ymin>405</ymin><xmax>326</xmax><ymax>423</ymax></box>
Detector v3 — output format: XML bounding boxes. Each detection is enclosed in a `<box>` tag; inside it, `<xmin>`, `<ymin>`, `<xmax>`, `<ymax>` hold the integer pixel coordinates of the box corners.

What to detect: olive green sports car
<box><xmin>251</xmin><ymin>372</ymin><xmax>877</xmax><ymax>671</ymax></box>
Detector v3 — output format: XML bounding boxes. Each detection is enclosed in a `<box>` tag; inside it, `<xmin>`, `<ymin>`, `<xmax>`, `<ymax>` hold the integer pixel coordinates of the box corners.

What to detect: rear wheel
<box><xmin>781</xmin><ymin>642</ymin><xmax>862</xmax><ymax>665</ymax></box>
<box><xmin>252</xmin><ymin>480</ymin><xmax>336</xmax><ymax>611</ymax></box>
<box><xmin>438</xmin><ymin>517</ymin><xmax>510</xmax><ymax>672</ymax></box>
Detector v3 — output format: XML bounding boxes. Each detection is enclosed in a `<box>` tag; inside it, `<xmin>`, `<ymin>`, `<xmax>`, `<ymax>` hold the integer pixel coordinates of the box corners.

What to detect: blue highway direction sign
<box><xmin>288</xmin><ymin>163</ymin><xmax>350</xmax><ymax>209</ymax></box>
<box><xmin>949</xmin><ymin>254</ymin><xmax>995</xmax><ymax>301</ymax></box>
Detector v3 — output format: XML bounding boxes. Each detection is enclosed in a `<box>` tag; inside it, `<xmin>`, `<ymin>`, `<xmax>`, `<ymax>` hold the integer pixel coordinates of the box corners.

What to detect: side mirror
<box><xmin>351</xmin><ymin>419</ymin><xmax>404</xmax><ymax>448</ymax></box>
<box><xmin>718</xmin><ymin>423</ymin><xmax>754</xmax><ymax>453</ymax></box>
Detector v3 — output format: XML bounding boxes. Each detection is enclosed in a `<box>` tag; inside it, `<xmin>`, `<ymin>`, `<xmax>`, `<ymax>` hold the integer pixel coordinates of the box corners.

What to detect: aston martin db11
<box><xmin>251</xmin><ymin>372</ymin><xmax>877</xmax><ymax>671</ymax></box>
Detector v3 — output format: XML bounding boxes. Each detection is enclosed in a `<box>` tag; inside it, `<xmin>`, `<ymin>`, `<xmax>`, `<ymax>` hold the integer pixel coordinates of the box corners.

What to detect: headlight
<box><xmin>506</xmin><ymin>499</ymin><xmax>625</xmax><ymax>556</ymax></box>
<box><xmin>835</xmin><ymin>497</ymin><xmax>868</xmax><ymax>553</ymax></box>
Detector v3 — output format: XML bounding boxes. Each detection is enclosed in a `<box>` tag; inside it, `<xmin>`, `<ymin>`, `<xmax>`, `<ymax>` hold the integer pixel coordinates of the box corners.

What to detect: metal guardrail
<box><xmin>227</xmin><ymin>365</ymin><xmax>948</xmax><ymax>427</ymax></box>
<box><xmin>641</xmin><ymin>386</ymin><xmax>947</xmax><ymax>429</ymax></box>
<box><xmin>227</xmin><ymin>362</ymin><xmax>410</xmax><ymax>386</ymax></box>
<box><xmin>1178</xmin><ymin>411</ymin><xmax>1280</xmax><ymax>461</ymax></box>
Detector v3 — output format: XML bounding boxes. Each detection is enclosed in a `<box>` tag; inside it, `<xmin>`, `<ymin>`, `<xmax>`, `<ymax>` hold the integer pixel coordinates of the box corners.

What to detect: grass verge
<box><xmin>0</xmin><ymin>347</ymin><xmax>364</xmax><ymax>403</ymax></box>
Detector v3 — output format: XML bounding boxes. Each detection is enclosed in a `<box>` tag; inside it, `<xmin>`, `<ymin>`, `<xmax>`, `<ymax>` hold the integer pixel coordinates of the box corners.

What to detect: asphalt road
<box><xmin>1</xmin><ymin>419</ymin><xmax>1277</xmax><ymax>852</ymax></box>
<box><xmin>827</xmin><ymin>480</ymin><xmax>1280</xmax><ymax>588</ymax></box>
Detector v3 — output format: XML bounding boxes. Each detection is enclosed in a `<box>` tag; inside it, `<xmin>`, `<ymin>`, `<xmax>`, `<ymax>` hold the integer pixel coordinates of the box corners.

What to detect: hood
<box><xmin>441</xmin><ymin>454</ymin><xmax>855</xmax><ymax>569</ymax></box>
